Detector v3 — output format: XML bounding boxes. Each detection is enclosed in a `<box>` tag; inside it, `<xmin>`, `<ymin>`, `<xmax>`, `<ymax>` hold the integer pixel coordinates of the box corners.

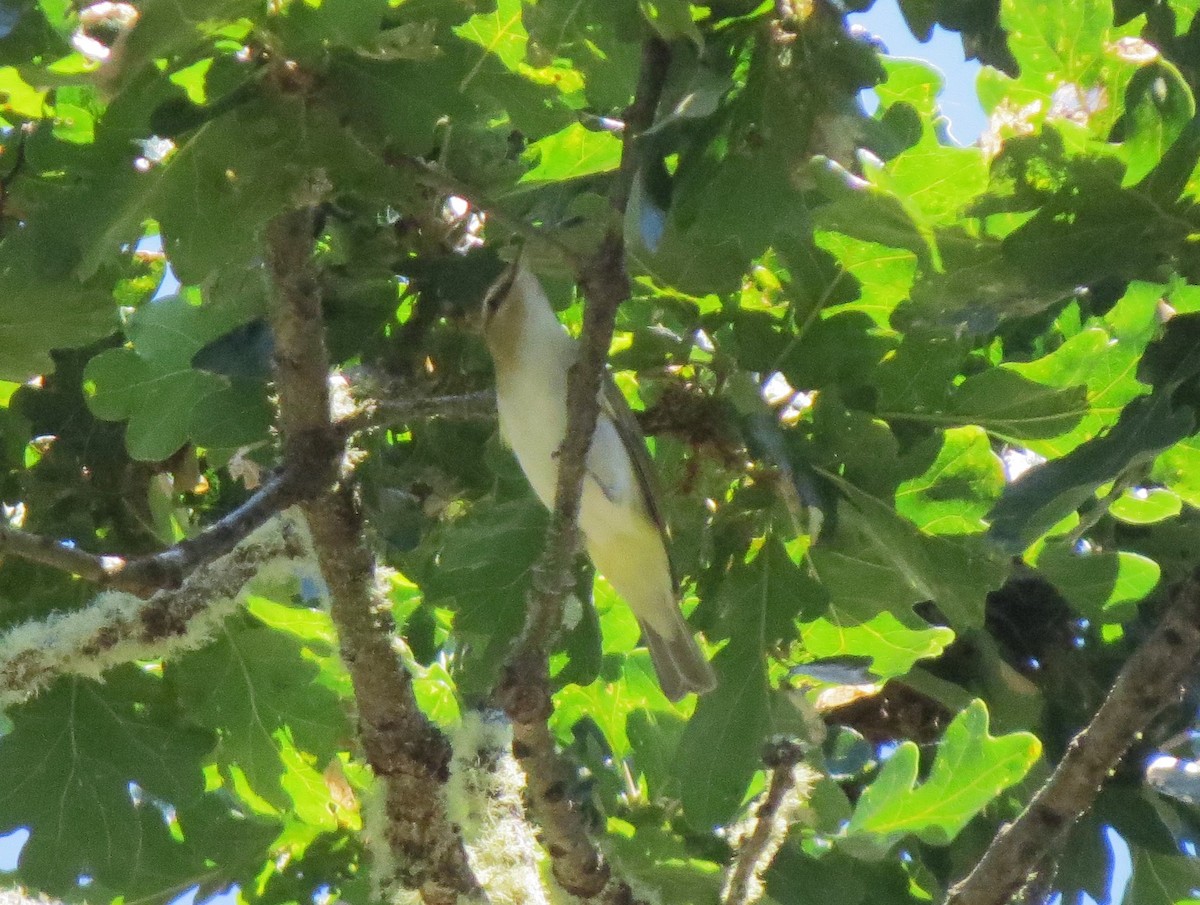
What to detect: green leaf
<box><xmin>988</xmin><ymin>312</ymin><xmax>1200</xmax><ymax>550</ymax></box>
<box><xmin>420</xmin><ymin>497</ymin><xmax>548</xmax><ymax>695</ymax></box>
<box><xmin>0</xmin><ymin>670</ymin><xmax>274</xmax><ymax>900</ymax></box>
<box><xmin>605</xmin><ymin>819</ymin><xmax>723</xmax><ymax>903</ymax></box>
<box><xmin>988</xmin><ymin>395</ymin><xmax>1196</xmax><ymax>551</ymax></box>
<box><xmin>676</xmin><ymin>625</ymin><xmax>769</xmax><ymax>830</ymax></box>
<box><xmin>809</xmin><ymin>157</ymin><xmax>934</xmax><ymax>268</ymax></box>
<box><xmin>626</xmin><ymin>707</ymin><xmax>688</xmax><ymax>799</ymax></box>
<box><xmin>875</xmin><ymin>330</ymin><xmax>969</xmax><ymax>414</ymax></box>
<box><xmin>1034</xmin><ymin>542</ymin><xmax>1161</xmax><ymax>620</ymax></box>
<box><xmin>84</xmin><ymin>292</ymin><xmax>270</xmax><ymax>461</ymax></box>
<box><xmin>455</xmin><ymin>0</ymin><xmax>584</xmax><ymax>95</ymax></box>
<box><xmin>767</xmin><ymin>847</ymin><xmax>915</xmax><ymax>905</ymax></box>
<box><xmin>800</xmin><ymin>609</ymin><xmax>955</xmax><ymax>681</ymax></box>
<box><xmin>898</xmin><ymin>231</ymin><xmax>1064</xmax><ymax>333</ymax></box>
<box><xmin>455</xmin><ymin>0</ymin><xmax>528</xmax><ymax>70</ymax></box>
<box><xmin>1002</xmin><ymin>181</ymin><xmax>1190</xmax><ymax>296</ymax></box>
<box><xmin>152</xmin><ymin>100</ymin><xmax>311</xmax><ymax>285</ymax></box>
<box><xmin>0</xmin><ymin>270</ymin><xmax>117</xmax><ymax>382</ymax></box>
<box><xmin>1007</xmin><ymin>324</ymin><xmax>1147</xmax><ymax>458</ymax></box>
<box><xmin>519</xmin><ymin>122</ymin><xmax>623</xmax><ymax>184</ymax></box>
<box><xmin>1125</xmin><ymin>844</ymin><xmax>1200</xmax><ymax>905</ymax></box>
<box><xmin>812</xmin><ymin>233</ymin><xmax>918</xmax><ymax>328</ymax></box>
<box><xmin>991</xmin><ymin>403</ymin><xmax>1193</xmax><ymax>550</ymax></box>
<box><xmin>812</xmin><ymin>477</ymin><xmax>1009</xmax><ymax>630</ymax></box>
<box><xmin>638</xmin><ymin>0</ymin><xmax>702</xmax><ymax>44</ymax></box>
<box><xmin>844</xmin><ymin>700</ymin><xmax>1041</xmax><ymax>849</ymax></box>
<box><xmin>631</xmin><ymin>52</ymin><xmax>819</xmax><ymax>294</ymax></box>
<box><xmin>0</xmin><ymin>66</ymin><xmax>46</xmax><ymax>118</ymax></box>
<box><xmin>1151</xmin><ymin>433</ymin><xmax>1200</xmax><ymax>507</ymax></box>
<box><xmin>645</xmin><ymin>64</ymin><xmax>733</xmax><ymax>134</ymax></box>
<box><xmin>1122</xmin><ymin>62</ymin><xmax>1196</xmax><ymax>186</ymax></box>
<box><xmin>947</xmin><ymin>368</ymin><xmax>1089</xmax><ymax>441</ymax></box>
<box><xmin>873</xmin><ymin>143</ymin><xmax>988</xmax><ymax>226</ymax></box>
<box><xmin>111</xmin><ymin>0</ymin><xmax>261</xmax><ymax>96</ymax></box>
<box><xmin>676</xmin><ymin>546</ymin><xmax>796</xmax><ymax>829</ymax></box>
<box><xmin>551</xmin><ymin>649</ymin><xmax>677</xmax><ymax>758</ymax></box>
<box><xmin>980</xmin><ymin>0</ymin><xmax>1142</xmax><ymax>138</ymax></box>
<box><xmin>875</xmin><ymin>58</ymin><xmax>943</xmax><ymax>124</ymax></box>
<box><xmin>319</xmin><ymin>54</ymin><xmax>474</xmax><ymax>157</ymax></box>
<box><xmin>724</xmin><ymin>537</ymin><xmax>823</xmax><ymax>643</ymax></box>
<box><xmin>523</xmin><ymin>0</ymin><xmax>641</xmax><ymax>112</ymax></box>
<box><xmin>895</xmin><ymin>427</ymin><xmax>1006</xmax><ymax>534</ymax></box>
<box><xmin>190</xmin><ymin>381</ymin><xmax>275</xmax><ymax>452</ymax></box>
<box><xmin>276</xmin><ymin>0</ymin><xmax>388</xmax><ymax>53</ymax></box>
<box><xmin>1108</xmin><ymin>487</ymin><xmax>1182</xmax><ymax>524</ymax></box>
<box><xmin>172</xmin><ymin>604</ymin><xmax>351</xmax><ymax>812</ymax></box>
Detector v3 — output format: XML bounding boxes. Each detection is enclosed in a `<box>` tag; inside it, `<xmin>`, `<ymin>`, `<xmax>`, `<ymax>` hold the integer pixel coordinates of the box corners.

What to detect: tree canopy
<box><xmin>0</xmin><ymin>1</ymin><xmax>1199</xmax><ymax>904</ymax></box>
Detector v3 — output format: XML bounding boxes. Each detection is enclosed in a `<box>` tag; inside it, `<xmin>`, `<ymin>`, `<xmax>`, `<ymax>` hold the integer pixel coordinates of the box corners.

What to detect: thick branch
<box><xmin>0</xmin><ymin>512</ymin><xmax>309</xmax><ymax>705</ymax></box>
<box><xmin>946</xmin><ymin>574</ymin><xmax>1200</xmax><ymax>905</ymax></box>
<box><xmin>492</xmin><ymin>37</ymin><xmax>672</xmax><ymax>902</ymax></box>
<box><xmin>265</xmin><ymin>207</ymin><xmax>482</xmax><ymax>905</ymax></box>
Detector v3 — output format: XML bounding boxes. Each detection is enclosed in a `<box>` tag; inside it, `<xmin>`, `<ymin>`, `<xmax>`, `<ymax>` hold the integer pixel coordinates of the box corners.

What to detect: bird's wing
<box><xmin>595</xmin><ymin>374</ymin><xmax>679</xmax><ymax>591</ymax></box>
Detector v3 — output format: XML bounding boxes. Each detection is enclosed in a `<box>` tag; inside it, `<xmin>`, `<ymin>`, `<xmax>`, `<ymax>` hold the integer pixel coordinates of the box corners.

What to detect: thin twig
<box><xmin>264</xmin><ymin>207</ymin><xmax>482</xmax><ymax>905</ymax></box>
<box><xmin>611</xmin><ymin>39</ymin><xmax>672</xmax><ymax>216</ymax></box>
<box><xmin>945</xmin><ymin>573</ymin><xmax>1200</xmax><ymax>905</ymax></box>
<box><xmin>346</xmin><ymin>389</ymin><xmax>497</xmax><ymax>434</ymax></box>
<box><xmin>491</xmin><ymin>36</ymin><xmax>672</xmax><ymax>901</ymax></box>
<box><xmin>722</xmin><ymin>740</ymin><xmax>811</xmax><ymax>905</ymax></box>
<box><xmin>0</xmin><ymin>467</ymin><xmax>308</xmax><ymax>596</ymax></box>
<box><xmin>0</xmin><ymin>387</ymin><xmax>495</xmax><ymax>596</ymax></box>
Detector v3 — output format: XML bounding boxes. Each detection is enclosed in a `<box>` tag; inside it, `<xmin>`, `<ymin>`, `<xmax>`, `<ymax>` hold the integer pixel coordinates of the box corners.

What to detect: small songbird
<box><xmin>479</xmin><ymin>260</ymin><xmax>717</xmax><ymax>701</ymax></box>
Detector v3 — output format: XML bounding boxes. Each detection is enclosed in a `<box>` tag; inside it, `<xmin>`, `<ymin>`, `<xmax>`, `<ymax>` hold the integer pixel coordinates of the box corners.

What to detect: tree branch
<box><xmin>0</xmin><ymin>468</ymin><xmax>310</xmax><ymax>596</ymax></box>
<box><xmin>264</xmin><ymin>207</ymin><xmax>483</xmax><ymax>905</ymax></box>
<box><xmin>722</xmin><ymin>740</ymin><xmax>813</xmax><ymax>905</ymax></box>
<box><xmin>945</xmin><ymin>574</ymin><xmax>1200</xmax><ymax>905</ymax></box>
<box><xmin>0</xmin><ymin>512</ymin><xmax>311</xmax><ymax>706</ymax></box>
<box><xmin>342</xmin><ymin>374</ymin><xmax>496</xmax><ymax>434</ymax></box>
<box><xmin>0</xmin><ymin>383</ymin><xmax>496</xmax><ymax>597</ymax></box>
<box><xmin>366</xmin><ymin>390</ymin><xmax>496</xmax><ymax>425</ymax></box>
<box><xmin>491</xmin><ymin>36</ymin><xmax>672</xmax><ymax>901</ymax></box>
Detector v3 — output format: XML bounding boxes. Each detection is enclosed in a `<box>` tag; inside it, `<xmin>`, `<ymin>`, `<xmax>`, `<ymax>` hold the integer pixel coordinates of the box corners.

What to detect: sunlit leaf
<box><xmin>1034</xmin><ymin>542</ymin><xmax>1161</xmax><ymax>620</ymax></box>
<box><xmin>845</xmin><ymin>700</ymin><xmax>1041</xmax><ymax>848</ymax></box>
<box><xmin>800</xmin><ymin>609</ymin><xmax>955</xmax><ymax>680</ymax></box>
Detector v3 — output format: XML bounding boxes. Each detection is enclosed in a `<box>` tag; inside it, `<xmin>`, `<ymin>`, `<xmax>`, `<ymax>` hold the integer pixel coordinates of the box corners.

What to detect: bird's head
<box><xmin>476</xmin><ymin>253</ymin><xmax>528</xmax><ymax>365</ymax></box>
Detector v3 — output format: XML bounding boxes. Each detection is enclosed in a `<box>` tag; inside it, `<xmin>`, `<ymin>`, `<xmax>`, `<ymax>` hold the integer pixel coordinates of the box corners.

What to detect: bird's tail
<box><xmin>639</xmin><ymin>611</ymin><xmax>717</xmax><ymax>702</ymax></box>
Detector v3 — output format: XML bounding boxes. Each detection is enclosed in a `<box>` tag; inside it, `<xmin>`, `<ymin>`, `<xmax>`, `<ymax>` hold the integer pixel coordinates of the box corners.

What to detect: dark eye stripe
<box><xmin>483</xmin><ymin>267</ymin><xmax>518</xmax><ymax>312</ymax></box>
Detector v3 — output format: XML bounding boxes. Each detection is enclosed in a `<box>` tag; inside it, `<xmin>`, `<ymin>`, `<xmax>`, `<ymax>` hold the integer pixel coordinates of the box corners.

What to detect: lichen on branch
<box><xmin>0</xmin><ymin>511</ymin><xmax>315</xmax><ymax>706</ymax></box>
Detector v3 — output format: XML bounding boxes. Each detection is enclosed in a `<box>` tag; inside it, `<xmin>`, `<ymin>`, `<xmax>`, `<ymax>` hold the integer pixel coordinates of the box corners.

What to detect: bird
<box><xmin>478</xmin><ymin>259</ymin><xmax>717</xmax><ymax>701</ymax></box>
